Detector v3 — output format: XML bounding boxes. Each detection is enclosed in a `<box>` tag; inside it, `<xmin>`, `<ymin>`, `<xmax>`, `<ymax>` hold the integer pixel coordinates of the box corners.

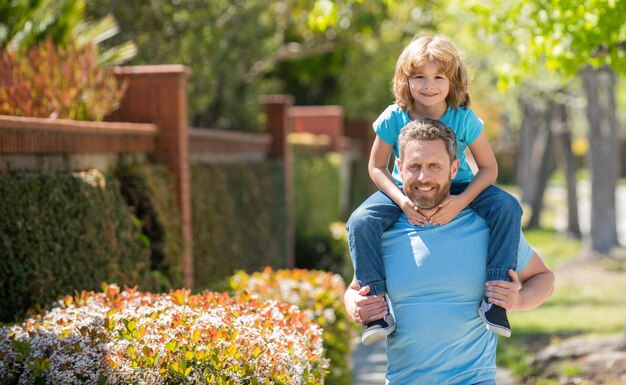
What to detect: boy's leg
<box><xmin>347</xmin><ymin>190</ymin><xmax>403</xmax><ymax>295</ymax></box>
<box><xmin>468</xmin><ymin>185</ymin><xmax>522</xmax><ymax>281</ymax></box>
<box><xmin>346</xmin><ymin>190</ymin><xmax>403</xmax><ymax>344</ymax></box>
<box><xmin>455</xmin><ymin>183</ymin><xmax>523</xmax><ymax>337</ymax></box>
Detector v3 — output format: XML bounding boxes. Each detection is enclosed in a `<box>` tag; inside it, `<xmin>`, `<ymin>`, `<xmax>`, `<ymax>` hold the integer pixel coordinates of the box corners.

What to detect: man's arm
<box><xmin>485</xmin><ymin>251</ymin><xmax>555</xmax><ymax>312</ymax></box>
<box><xmin>344</xmin><ymin>277</ymin><xmax>387</xmax><ymax>324</ymax></box>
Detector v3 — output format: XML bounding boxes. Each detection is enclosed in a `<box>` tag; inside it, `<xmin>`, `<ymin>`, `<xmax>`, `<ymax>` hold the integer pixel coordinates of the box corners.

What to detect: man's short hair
<box><xmin>398</xmin><ymin>118</ymin><xmax>457</xmax><ymax>163</ymax></box>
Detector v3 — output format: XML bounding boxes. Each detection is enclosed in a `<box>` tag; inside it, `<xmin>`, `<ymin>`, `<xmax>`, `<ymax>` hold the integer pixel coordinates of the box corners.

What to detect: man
<box><xmin>344</xmin><ymin>118</ymin><xmax>554</xmax><ymax>385</ymax></box>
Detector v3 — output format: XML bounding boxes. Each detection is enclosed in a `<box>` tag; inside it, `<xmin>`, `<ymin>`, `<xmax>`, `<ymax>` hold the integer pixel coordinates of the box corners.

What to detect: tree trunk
<box><xmin>516</xmin><ymin>96</ymin><xmax>542</xmax><ymax>205</ymax></box>
<box><xmin>580</xmin><ymin>66</ymin><xmax>620</xmax><ymax>256</ymax></box>
<box><xmin>526</xmin><ymin>105</ymin><xmax>556</xmax><ymax>229</ymax></box>
<box><xmin>550</xmin><ymin>95</ymin><xmax>582</xmax><ymax>238</ymax></box>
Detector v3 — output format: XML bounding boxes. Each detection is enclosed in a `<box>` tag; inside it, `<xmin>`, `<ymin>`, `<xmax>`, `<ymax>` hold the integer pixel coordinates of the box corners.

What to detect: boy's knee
<box><xmin>501</xmin><ymin>193</ymin><xmax>523</xmax><ymax>219</ymax></box>
<box><xmin>347</xmin><ymin>206</ymin><xmax>369</xmax><ymax>232</ymax></box>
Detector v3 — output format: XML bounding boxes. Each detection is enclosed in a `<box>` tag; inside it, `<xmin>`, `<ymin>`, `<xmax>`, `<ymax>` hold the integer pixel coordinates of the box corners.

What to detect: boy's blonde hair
<box><xmin>392</xmin><ymin>35</ymin><xmax>470</xmax><ymax>111</ymax></box>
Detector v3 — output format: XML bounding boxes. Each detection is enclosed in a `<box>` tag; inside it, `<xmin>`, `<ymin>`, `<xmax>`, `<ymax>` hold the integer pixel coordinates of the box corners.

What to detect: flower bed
<box><xmin>230</xmin><ymin>268</ymin><xmax>358</xmax><ymax>385</ymax></box>
<box><xmin>0</xmin><ymin>284</ymin><xmax>328</xmax><ymax>384</ymax></box>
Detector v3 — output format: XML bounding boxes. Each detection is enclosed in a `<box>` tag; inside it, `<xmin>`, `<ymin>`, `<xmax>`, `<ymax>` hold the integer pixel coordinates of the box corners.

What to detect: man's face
<box><xmin>398</xmin><ymin>138</ymin><xmax>459</xmax><ymax>210</ymax></box>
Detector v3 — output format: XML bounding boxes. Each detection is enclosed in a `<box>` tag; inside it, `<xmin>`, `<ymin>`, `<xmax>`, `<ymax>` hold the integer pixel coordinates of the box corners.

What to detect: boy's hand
<box><xmin>430</xmin><ymin>195</ymin><xmax>466</xmax><ymax>225</ymax></box>
<box><xmin>485</xmin><ymin>269</ymin><xmax>523</xmax><ymax>311</ymax></box>
<box><xmin>400</xmin><ymin>196</ymin><xmax>428</xmax><ymax>226</ymax></box>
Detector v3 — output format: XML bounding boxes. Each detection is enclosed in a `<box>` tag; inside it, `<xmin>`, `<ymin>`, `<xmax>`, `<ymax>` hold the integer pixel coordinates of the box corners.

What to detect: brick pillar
<box><xmin>108</xmin><ymin>65</ymin><xmax>194</xmax><ymax>289</ymax></box>
<box><xmin>262</xmin><ymin>95</ymin><xmax>295</xmax><ymax>268</ymax></box>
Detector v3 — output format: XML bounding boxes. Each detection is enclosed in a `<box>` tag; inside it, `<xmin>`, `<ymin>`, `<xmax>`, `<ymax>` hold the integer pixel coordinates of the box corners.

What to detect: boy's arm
<box><xmin>369</xmin><ymin>136</ymin><xmax>427</xmax><ymax>225</ymax></box>
<box><xmin>458</xmin><ymin>131</ymin><xmax>498</xmax><ymax>204</ymax></box>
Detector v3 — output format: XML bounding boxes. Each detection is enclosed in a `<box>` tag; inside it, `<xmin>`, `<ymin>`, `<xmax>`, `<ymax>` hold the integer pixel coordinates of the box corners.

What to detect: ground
<box><xmin>522</xmin><ymin>257</ymin><xmax>626</xmax><ymax>385</ymax></box>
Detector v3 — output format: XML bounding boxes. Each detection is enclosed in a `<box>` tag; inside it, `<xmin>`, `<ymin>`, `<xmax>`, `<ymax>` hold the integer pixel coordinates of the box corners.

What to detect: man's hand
<box><xmin>400</xmin><ymin>196</ymin><xmax>429</xmax><ymax>226</ymax></box>
<box><xmin>484</xmin><ymin>269</ymin><xmax>523</xmax><ymax>311</ymax></box>
<box><xmin>346</xmin><ymin>285</ymin><xmax>388</xmax><ymax>325</ymax></box>
<box><xmin>430</xmin><ymin>195</ymin><xmax>467</xmax><ymax>225</ymax></box>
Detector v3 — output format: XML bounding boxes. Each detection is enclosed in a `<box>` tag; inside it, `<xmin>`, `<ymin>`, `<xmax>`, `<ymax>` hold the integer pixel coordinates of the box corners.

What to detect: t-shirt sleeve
<box><xmin>373</xmin><ymin>106</ymin><xmax>398</xmax><ymax>146</ymax></box>
<box><xmin>514</xmin><ymin>231</ymin><xmax>534</xmax><ymax>272</ymax></box>
<box><xmin>458</xmin><ymin>108</ymin><xmax>484</xmax><ymax>146</ymax></box>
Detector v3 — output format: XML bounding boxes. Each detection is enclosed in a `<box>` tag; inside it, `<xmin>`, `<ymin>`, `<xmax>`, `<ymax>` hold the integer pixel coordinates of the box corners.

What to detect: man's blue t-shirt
<box><xmin>381</xmin><ymin>208</ymin><xmax>533</xmax><ymax>385</ymax></box>
<box><xmin>373</xmin><ymin>104</ymin><xmax>483</xmax><ymax>185</ymax></box>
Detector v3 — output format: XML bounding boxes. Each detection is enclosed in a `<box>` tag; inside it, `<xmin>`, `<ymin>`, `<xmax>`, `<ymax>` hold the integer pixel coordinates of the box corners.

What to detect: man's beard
<box><xmin>403</xmin><ymin>180</ymin><xmax>451</xmax><ymax>210</ymax></box>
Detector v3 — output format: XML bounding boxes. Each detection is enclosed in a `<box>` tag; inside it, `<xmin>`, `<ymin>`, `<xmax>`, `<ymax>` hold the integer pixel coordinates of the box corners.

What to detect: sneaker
<box><xmin>362</xmin><ymin>313</ymin><xmax>396</xmax><ymax>345</ymax></box>
<box><xmin>478</xmin><ymin>298</ymin><xmax>511</xmax><ymax>337</ymax></box>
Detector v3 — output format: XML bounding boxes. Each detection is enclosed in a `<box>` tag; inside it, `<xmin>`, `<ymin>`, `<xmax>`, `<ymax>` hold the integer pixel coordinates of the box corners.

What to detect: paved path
<box><xmin>350</xmin><ymin>338</ymin><xmax>520</xmax><ymax>385</ymax></box>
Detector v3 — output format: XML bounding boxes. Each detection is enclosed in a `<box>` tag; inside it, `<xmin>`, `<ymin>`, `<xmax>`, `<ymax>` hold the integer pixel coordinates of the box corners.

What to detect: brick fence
<box><xmin>0</xmin><ymin>65</ymin><xmax>371</xmax><ymax>288</ymax></box>
<box><xmin>0</xmin><ymin>66</ymin><xmax>301</xmax><ymax>289</ymax></box>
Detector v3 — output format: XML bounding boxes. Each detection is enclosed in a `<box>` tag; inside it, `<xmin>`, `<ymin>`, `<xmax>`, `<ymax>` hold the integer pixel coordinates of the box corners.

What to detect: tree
<box><xmin>469</xmin><ymin>0</ymin><xmax>626</xmax><ymax>256</ymax></box>
<box><xmin>85</xmin><ymin>0</ymin><xmax>409</xmax><ymax>130</ymax></box>
<box><xmin>0</xmin><ymin>0</ymin><xmax>135</xmax><ymax>65</ymax></box>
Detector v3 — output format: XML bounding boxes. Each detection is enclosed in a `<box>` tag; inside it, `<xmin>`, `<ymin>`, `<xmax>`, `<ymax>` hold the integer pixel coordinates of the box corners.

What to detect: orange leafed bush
<box><xmin>0</xmin><ymin>284</ymin><xmax>328</xmax><ymax>384</ymax></box>
<box><xmin>0</xmin><ymin>38</ymin><xmax>126</xmax><ymax>121</ymax></box>
<box><xmin>230</xmin><ymin>267</ymin><xmax>358</xmax><ymax>385</ymax></box>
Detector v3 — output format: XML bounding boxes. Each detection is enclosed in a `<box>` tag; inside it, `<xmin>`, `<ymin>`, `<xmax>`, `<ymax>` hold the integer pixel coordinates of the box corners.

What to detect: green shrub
<box><xmin>190</xmin><ymin>161</ymin><xmax>288</xmax><ymax>289</ymax></box>
<box><xmin>292</xmin><ymin>143</ymin><xmax>354</xmax><ymax>276</ymax></box>
<box><xmin>0</xmin><ymin>284</ymin><xmax>328</xmax><ymax>384</ymax></box>
<box><xmin>295</xmin><ymin>221</ymin><xmax>353</xmax><ymax>282</ymax></box>
<box><xmin>0</xmin><ymin>171</ymin><xmax>150</xmax><ymax>322</ymax></box>
<box><xmin>115</xmin><ymin>164</ymin><xmax>184</xmax><ymax>290</ymax></box>
<box><xmin>230</xmin><ymin>267</ymin><xmax>359</xmax><ymax>385</ymax></box>
<box><xmin>347</xmin><ymin>155</ymin><xmax>373</xmax><ymax>213</ymax></box>
<box><xmin>293</xmin><ymin>144</ymin><xmax>342</xmax><ymax>240</ymax></box>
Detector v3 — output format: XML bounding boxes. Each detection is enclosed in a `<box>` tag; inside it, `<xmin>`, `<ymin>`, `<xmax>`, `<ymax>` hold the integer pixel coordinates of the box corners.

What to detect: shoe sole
<box><xmin>361</xmin><ymin>324</ymin><xmax>396</xmax><ymax>345</ymax></box>
<box><xmin>477</xmin><ymin>309</ymin><xmax>511</xmax><ymax>338</ymax></box>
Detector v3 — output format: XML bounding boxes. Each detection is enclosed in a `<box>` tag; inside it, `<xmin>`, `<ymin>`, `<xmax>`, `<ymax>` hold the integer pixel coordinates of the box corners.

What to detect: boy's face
<box><xmin>408</xmin><ymin>61</ymin><xmax>450</xmax><ymax>109</ymax></box>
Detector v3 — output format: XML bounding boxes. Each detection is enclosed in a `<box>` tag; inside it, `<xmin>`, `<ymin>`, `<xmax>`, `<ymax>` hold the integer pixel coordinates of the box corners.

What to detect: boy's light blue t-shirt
<box><xmin>381</xmin><ymin>208</ymin><xmax>534</xmax><ymax>385</ymax></box>
<box><xmin>373</xmin><ymin>104</ymin><xmax>483</xmax><ymax>185</ymax></box>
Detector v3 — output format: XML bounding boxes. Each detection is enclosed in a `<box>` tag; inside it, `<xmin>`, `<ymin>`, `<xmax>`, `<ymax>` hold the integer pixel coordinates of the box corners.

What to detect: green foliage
<box><xmin>0</xmin><ymin>172</ymin><xmax>151</xmax><ymax>322</ymax></box>
<box><xmin>0</xmin><ymin>38</ymin><xmax>126</xmax><ymax>120</ymax></box>
<box><xmin>84</xmin><ymin>0</ymin><xmax>406</xmax><ymax>129</ymax></box>
<box><xmin>0</xmin><ymin>0</ymin><xmax>136</xmax><ymax>65</ymax></box>
<box><xmin>85</xmin><ymin>0</ymin><xmax>285</xmax><ymax>130</ymax></box>
<box><xmin>293</xmin><ymin>144</ymin><xmax>342</xmax><ymax>239</ymax></box>
<box><xmin>295</xmin><ymin>222</ymin><xmax>353</xmax><ymax>282</ymax></box>
<box><xmin>468</xmin><ymin>0</ymin><xmax>626</xmax><ymax>83</ymax></box>
<box><xmin>0</xmin><ymin>0</ymin><xmax>84</xmax><ymax>51</ymax></box>
<box><xmin>347</xmin><ymin>155</ymin><xmax>373</xmax><ymax>215</ymax></box>
<box><xmin>230</xmin><ymin>267</ymin><xmax>360</xmax><ymax>385</ymax></box>
<box><xmin>190</xmin><ymin>161</ymin><xmax>288</xmax><ymax>289</ymax></box>
<box><xmin>292</xmin><ymin>144</ymin><xmax>354</xmax><ymax>276</ymax></box>
<box><xmin>115</xmin><ymin>164</ymin><xmax>184</xmax><ymax>290</ymax></box>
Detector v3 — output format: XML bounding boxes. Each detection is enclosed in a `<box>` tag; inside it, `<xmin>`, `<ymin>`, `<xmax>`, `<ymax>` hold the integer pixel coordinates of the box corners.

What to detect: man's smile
<box><xmin>416</xmin><ymin>184</ymin><xmax>436</xmax><ymax>192</ymax></box>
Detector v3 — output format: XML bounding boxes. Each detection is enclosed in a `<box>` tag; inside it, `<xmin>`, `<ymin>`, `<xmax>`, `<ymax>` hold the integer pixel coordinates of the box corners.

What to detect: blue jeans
<box><xmin>346</xmin><ymin>184</ymin><xmax>522</xmax><ymax>295</ymax></box>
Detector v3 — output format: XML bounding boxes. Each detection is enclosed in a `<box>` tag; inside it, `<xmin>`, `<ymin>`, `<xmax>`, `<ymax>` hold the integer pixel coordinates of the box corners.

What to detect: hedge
<box><xmin>115</xmin><ymin>164</ymin><xmax>184</xmax><ymax>290</ymax></box>
<box><xmin>0</xmin><ymin>284</ymin><xmax>328</xmax><ymax>384</ymax></box>
<box><xmin>292</xmin><ymin>143</ymin><xmax>354</xmax><ymax>277</ymax></box>
<box><xmin>190</xmin><ymin>161</ymin><xmax>288</xmax><ymax>289</ymax></box>
<box><xmin>0</xmin><ymin>171</ymin><xmax>151</xmax><ymax>322</ymax></box>
<box><xmin>230</xmin><ymin>267</ymin><xmax>359</xmax><ymax>385</ymax></box>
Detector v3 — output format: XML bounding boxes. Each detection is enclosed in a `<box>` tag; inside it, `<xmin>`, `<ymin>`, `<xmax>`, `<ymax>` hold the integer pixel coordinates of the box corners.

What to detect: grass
<box><xmin>495</xmin><ymin>179</ymin><xmax>626</xmax><ymax>382</ymax></box>
<box><xmin>496</xmin><ymin>227</ymin><xmax>626</xmax><ymax>380</ymax></box>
